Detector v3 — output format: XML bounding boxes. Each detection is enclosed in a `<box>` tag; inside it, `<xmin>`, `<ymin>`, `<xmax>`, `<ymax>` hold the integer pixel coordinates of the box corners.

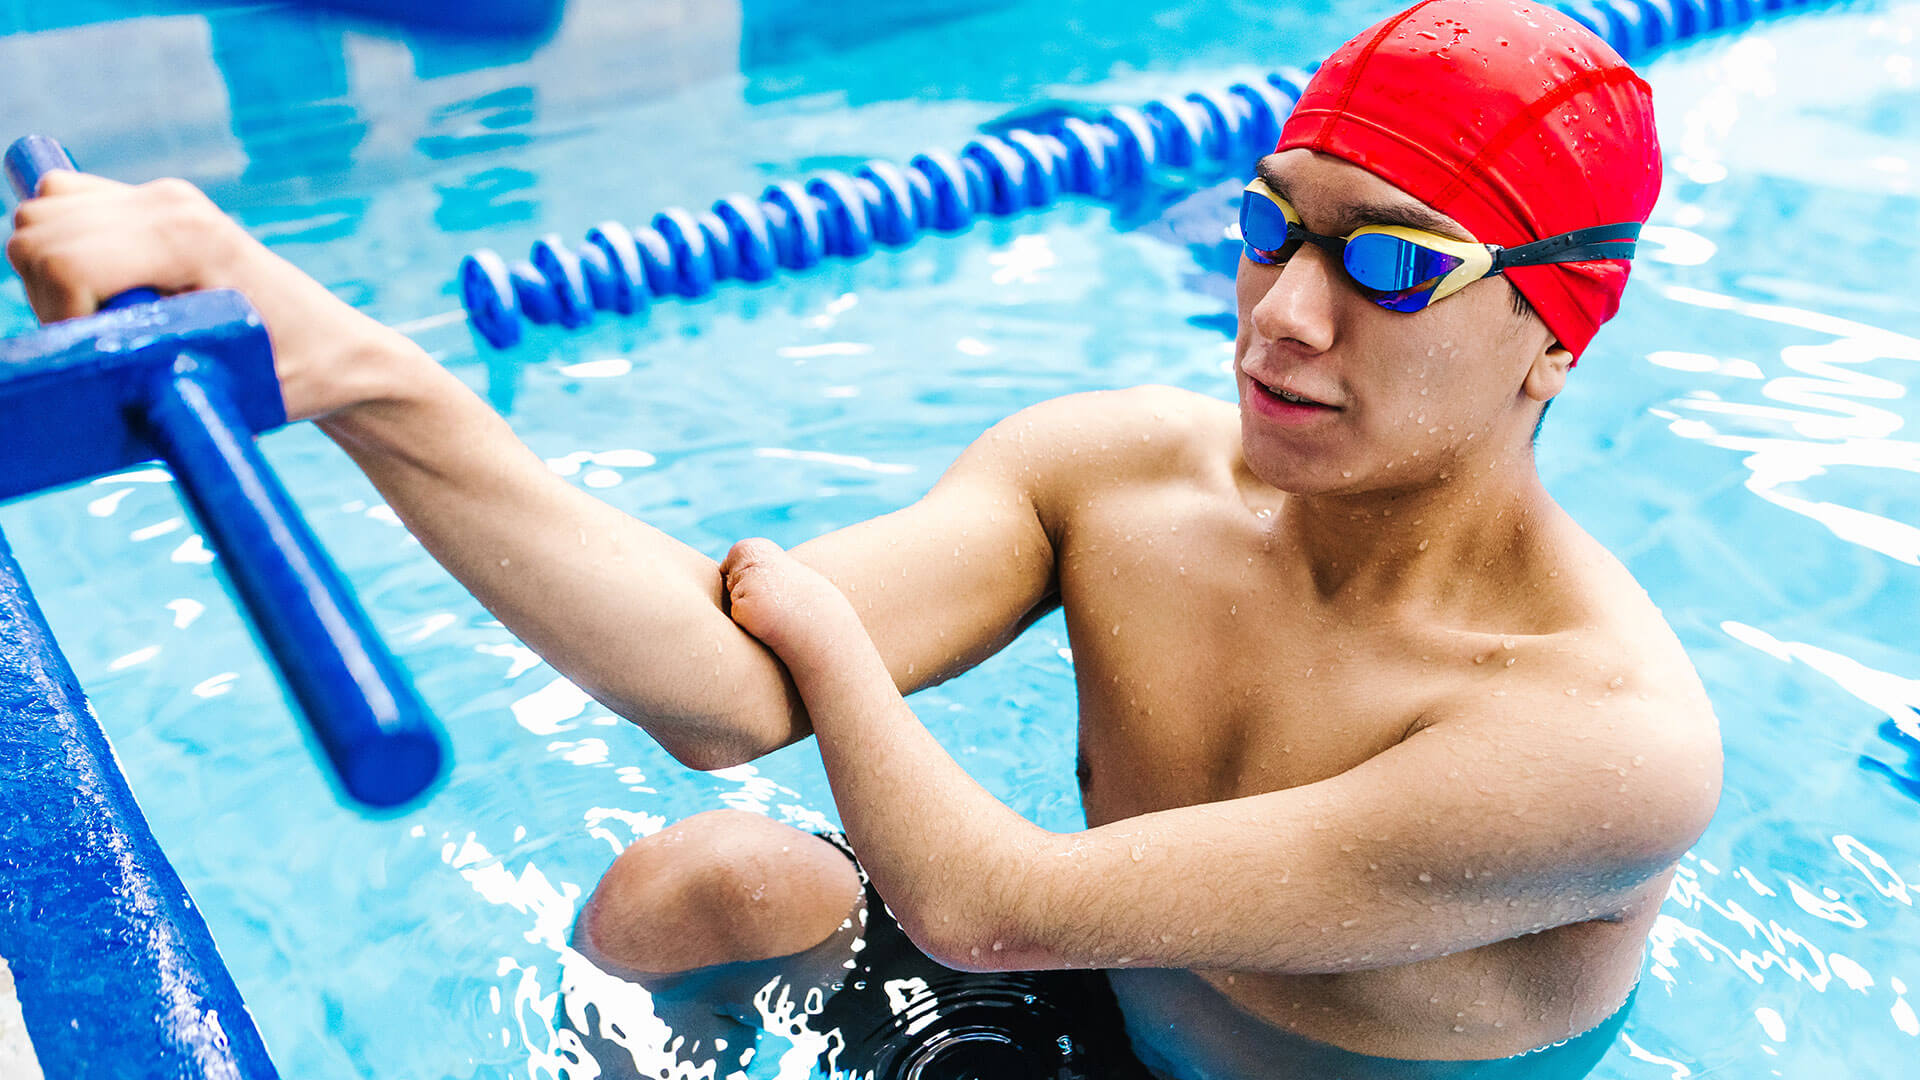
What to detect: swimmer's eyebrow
<box><xmin>1254</xmin><ymin>159</ymin><xmax>1468</xmax><ymax>240</ymax></box>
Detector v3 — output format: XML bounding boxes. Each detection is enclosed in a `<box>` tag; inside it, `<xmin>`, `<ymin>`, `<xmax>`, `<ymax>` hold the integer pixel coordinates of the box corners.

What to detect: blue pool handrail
<box><xmin>455</xmin><ymin>0</ymin><xmax>1842</xmax><ymax>350</ymax></box>
<box><xmin>0</xmin><ymin>533</ymin><xmax>280</xmax><ymax>1080</ymax></box>
<box><xmin>4</xmin><ymin>141</ymin><xmax>164</xmax><ymax>309</ymax></box>
<box><xmin>2</xmin><ymin>136</ymin><xmax>445</xmax><ymax>809</ymax></box>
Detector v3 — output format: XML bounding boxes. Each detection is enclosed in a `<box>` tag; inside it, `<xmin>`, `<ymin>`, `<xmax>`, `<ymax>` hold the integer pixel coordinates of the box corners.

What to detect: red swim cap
<box><xmin>1277</xmin><ymin>0</ymin><xmax>1661</xmax><ymax>359</ymax></box>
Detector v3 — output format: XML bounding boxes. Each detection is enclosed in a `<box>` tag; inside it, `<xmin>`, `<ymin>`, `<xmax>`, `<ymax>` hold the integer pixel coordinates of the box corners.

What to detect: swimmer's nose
<box><xmin>1247</xmin><ymin>242</ymin><xmax>1338</xmax><ymax>357</ymax></box>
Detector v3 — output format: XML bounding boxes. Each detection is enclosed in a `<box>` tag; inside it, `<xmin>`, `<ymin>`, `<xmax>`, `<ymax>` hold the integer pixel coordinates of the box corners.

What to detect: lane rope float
<box><xmin>454</xmin><ymin>0</ymin><xmax>1834</xmax><ymax>349</ymax></box>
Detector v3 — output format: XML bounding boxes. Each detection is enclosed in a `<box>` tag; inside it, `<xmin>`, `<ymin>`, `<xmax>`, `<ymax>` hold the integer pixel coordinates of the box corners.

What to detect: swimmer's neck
<box><xmin>1265</xmin><ymin>450</ymin><xmax>1555</xmax><ymax>607</ymax></box>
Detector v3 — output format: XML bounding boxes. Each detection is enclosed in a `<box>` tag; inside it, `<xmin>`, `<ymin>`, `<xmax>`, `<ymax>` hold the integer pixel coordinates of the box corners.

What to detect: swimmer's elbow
<box><xmin>658</xmin><ymin>736</ymin><xmax>754</xmax><ymax>773</ymax></box>
<box><xmin>647</xmin><ymin>721</ymin><xmax>784</xmax><ymax>773</ymax></box>
<box><xmin>631</xmin><ymin>693</ymin><xmax>809</xmax><ymax>772</ymax></box>
<box><xmin>897</xmin><ymin>901</ymin><xmax>1053</xmax><ymax>974</ymax></box>
<box><xmin>900</xmin><ymin>917</ymin><xmax>1026</xmax><ymax>974</ymax></box>
<box><xmin>878</xmin><ymin>828</ymin><xmax>1061</xmax><ymax>972</ymax></box>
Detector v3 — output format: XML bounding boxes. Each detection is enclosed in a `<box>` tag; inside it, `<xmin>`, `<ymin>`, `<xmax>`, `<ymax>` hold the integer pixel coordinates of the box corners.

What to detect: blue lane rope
<box><xmin>455</xmin><ymin>0</ymin><xmax>1837</xmax><ymax>348</ymax></box>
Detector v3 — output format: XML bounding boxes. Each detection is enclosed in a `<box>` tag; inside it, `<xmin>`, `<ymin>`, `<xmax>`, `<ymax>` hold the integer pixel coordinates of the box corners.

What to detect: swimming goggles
<box><xmin>1237</xmin><ymin>178</ymin><xmax>1642</xmax><ymax>313</ymax></box>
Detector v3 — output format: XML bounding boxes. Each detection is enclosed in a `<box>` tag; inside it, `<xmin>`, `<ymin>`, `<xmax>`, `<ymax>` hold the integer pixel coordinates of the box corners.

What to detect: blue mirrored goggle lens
<box><xmin>1238</xmin><ymin>191</ymin><xmax>1294</xmax><ymax>260</ymax></box>
<box><xmin>1342</xmin><ymin>232</ymin><xmax>1463</xmax><ymax>294</ymax></box>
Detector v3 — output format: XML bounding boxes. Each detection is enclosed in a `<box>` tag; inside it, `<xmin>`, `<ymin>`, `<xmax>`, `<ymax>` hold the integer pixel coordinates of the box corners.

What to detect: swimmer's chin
<box><xmin>1236</xmin><ymin>440</ymin><xmax>1367</xmax><ymax>498</ymax></box>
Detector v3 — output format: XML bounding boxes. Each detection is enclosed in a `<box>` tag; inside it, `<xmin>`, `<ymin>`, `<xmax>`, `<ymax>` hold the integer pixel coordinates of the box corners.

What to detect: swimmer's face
<box><xmin>1233</xmin><ymin>150</ymin><xmax>1569</xmax><ymax>497</ymax></box>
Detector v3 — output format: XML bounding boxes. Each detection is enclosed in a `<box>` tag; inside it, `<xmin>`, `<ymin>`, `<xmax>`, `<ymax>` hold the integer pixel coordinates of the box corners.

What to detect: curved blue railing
<box><xmin>1</xmin><ymin>534</ymin><xmax>280</xmax><ymax>1080</ymax></box>
<box><xmin>455</xmin><ymin>0</ymin><xmax>1843</xmax><ymax>350</ymax></box>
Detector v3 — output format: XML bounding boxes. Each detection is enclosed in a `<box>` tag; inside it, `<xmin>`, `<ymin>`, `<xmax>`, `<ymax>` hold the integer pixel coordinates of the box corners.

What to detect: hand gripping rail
<box><xmin>455</xmin><ymin>0</ymin><xmax>1838</xmax><ymax>351</ymax></box>
<box><xmin>3</xmin><ymin>135</ymin><xmax>445</xmax><ymax>809</ymax></box>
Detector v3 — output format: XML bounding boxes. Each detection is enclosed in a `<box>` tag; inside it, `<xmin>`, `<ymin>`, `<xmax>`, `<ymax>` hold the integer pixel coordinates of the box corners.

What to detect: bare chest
<box><xmin>1055</xmin><ymin>506</ymin><xmax>1472</xmax><ymax>826</ymax></box>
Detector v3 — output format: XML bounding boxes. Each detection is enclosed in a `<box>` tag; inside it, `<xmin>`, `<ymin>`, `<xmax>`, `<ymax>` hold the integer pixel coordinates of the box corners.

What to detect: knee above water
<box><xmin>593</xmin><ymin>810</ymin><xmax>857</xmax><ymax>921</ymax></box>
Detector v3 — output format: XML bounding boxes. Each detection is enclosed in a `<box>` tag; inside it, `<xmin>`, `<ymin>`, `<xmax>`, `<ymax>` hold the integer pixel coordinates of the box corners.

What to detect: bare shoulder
<box><xmin>1428</xmin><ymin>517</ymin><xmax>1724</xmax><ymax>867</ymax></box>
<box><xmin>980</xmin><ymin>384</ymin><xmax>1238</xmax><ymax>501</ymax></box>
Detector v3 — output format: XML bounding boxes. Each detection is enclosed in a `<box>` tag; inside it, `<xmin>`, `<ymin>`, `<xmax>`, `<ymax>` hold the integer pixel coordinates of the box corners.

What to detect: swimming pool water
<box><xmin>1</xmin><ymin>0</ymin><xmax>1917</xmax><ymax>1076</ymax></box>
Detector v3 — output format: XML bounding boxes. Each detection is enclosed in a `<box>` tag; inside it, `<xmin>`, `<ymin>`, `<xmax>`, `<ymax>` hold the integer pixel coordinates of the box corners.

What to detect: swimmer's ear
<box><xmin>1521</xmin><ymin>337</ymin><xmax>1573</xmax><ymax>406</ymax></box>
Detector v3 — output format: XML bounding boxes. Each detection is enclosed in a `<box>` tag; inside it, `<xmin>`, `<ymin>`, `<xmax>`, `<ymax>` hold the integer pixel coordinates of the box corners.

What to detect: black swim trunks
<box><xmin>811</xmin><ymin>831</ymin><xmax>1156</xmax><ymax>1080</ymax></box>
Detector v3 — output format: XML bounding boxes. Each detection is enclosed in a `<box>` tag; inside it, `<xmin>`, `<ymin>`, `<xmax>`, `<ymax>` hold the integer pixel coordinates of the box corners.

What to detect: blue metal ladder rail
<box><xmin>1</xmin><ymin>136</ymin><xmax>448</xmax><ymax>1079</ymax></box>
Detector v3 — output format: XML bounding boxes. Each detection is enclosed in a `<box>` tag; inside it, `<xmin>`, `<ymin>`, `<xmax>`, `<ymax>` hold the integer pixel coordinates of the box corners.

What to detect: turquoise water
<box><xmin>2</xmin><ymin>0</ymin><xmax>1918</xmax><ymax>1076</ymax></box>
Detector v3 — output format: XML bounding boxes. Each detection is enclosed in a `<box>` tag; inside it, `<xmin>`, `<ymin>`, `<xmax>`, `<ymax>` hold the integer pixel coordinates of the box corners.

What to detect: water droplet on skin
<box><xmin>1111</xmin><ymin>624</ymin><xmax>1120</xmax><ymax>635</ymax></box>
<box><xmin>1418</xmin><ymin>539</ymin><xmax>1430</xmax><ymax>551</ymax></box>
<box><xmin>1505</xmin><ymin>657</ymin><xmax>1517</xmax><ymax>667</ymax></box>
<box><xmin>1418</xmin><ymin>872</ymin><xmax>1434</xmax><ymax>883</ymax></box>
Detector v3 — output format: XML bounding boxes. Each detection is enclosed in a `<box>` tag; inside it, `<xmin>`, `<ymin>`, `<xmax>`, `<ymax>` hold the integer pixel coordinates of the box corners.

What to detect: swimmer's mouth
<box><xmin>1252</xmin><ymin>377</ymin><xmax>1339</xmax><ymax>409</ymax></box>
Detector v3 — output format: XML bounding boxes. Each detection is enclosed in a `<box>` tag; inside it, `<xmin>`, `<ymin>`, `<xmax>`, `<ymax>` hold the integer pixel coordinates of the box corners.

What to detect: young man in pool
<box><xmin>8</xmin><ymin>0</ymin><xmax>1722</xmax><ymax>1075</ymax></box>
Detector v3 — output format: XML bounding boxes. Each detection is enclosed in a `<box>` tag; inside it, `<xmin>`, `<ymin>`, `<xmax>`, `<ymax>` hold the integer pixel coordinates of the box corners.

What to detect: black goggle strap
<box><xmin>1491</xmin><ymin>221</ymin><xmax>1643</xmax><ymax>270</ymax></box>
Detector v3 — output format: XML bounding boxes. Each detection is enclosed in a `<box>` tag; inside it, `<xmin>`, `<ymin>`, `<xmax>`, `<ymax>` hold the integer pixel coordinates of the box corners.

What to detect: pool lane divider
<box><xmin>456</xmin><ymin>0</ymin><xmax>1843</xmax><ymax>351</ymax></box>
<box><xmin>2</xmin><ymin>135</ymin><xmax>446</xmax><ymax>811</ymax></box>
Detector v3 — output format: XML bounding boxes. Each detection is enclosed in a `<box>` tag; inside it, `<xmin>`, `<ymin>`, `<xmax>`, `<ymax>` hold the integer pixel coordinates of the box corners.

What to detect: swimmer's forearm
<box><xmin>314</xmin><ymin>340</ymin><xmax>809</xmax><ymax>767</ymax></box>
<box><xmin>792</xmin><ymin>639</ymin><xmax>1055</xmax><ymax>968</ymax></box>
<box><xmin>799</xmin><ymin>625</ymin><xmax>1709</xmax><ymax>977</ymax></box>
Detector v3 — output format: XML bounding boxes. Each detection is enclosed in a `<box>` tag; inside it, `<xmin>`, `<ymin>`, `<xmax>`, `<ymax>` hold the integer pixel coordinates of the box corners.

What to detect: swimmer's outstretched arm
<box><xmin>723</xmin><ymin>537</ymin><xmax>1722</xmax><ymax>975</ymax></box>
<box><xmin>7</xmin><ymin>174</ymin><xmax>1062</xmax><ymax>769</ymax></box>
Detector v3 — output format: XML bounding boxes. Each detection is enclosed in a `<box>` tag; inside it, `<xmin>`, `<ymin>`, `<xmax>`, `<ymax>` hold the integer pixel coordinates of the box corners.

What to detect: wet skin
<box><xmin>709</xmin><ymin>149</ymin><xmax>1721</xmax><ymax>1060</ymax></box>
<box><xmin>7</xmin><ymin>152</ymin><xmax>1722</xmax><ymax>1067</ymax></box>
